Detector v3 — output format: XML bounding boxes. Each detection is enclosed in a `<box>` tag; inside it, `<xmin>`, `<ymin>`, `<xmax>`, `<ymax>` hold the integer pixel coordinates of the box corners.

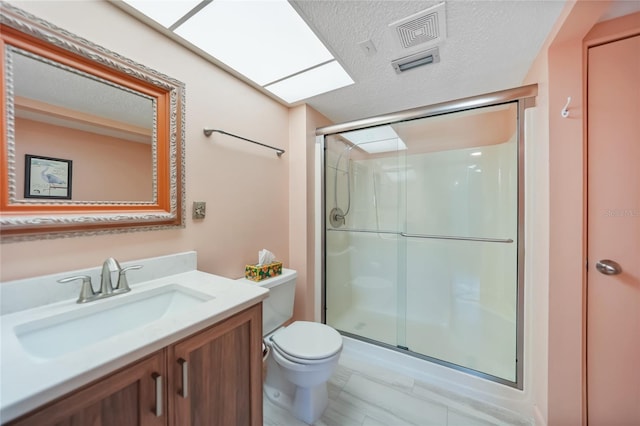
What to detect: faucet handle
<box><xmin>117</xmin><ymin>265</ymin><xmax>142</xmax><ymax>293</ymax></box>
<box><xmin>58</xmin><ymin>275</ymin><xmax>94</xmax><ymax>304</ymax></box>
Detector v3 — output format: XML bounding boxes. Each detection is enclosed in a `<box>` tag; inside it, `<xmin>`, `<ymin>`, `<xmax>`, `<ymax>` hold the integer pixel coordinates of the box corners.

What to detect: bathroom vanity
<box><xmin>0</xmin><ymin>252</ymin><xmax>268</xmax><ymax>426</ymax></box>
<box><xmin>8</xmin><ymin>305</ymin><xmax>262</xmax><ymax>426</ymax></box>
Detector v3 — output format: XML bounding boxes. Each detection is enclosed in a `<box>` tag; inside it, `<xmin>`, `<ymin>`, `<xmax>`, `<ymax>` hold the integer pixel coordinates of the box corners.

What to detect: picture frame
<box><xmin>24</xmin><ymin>154</ymin><xmax>73</xmax><ymax>199</ymax></box>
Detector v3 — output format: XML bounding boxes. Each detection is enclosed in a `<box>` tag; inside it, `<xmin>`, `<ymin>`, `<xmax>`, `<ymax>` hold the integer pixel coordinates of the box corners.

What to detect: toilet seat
<box><xmin>271</xmin><ymin>321</ymin><xmax>342</xmax><ymax>362</ymax></box>
<box><xmin>271</xmin><ymin>344</ymin><xmax>340</xmax><ymax>366</ymax></box>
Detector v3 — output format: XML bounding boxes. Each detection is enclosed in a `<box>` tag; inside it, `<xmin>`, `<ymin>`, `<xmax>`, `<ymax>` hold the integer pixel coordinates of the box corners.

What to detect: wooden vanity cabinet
<box><xmin>169</xmin><ymin>303</ymin><xmax>263</xmax><ymax>426</ymax></box>
<box><xmin>8</xmin><ymin>351</ymin><xmax>167</xmax><ymax>426</ymax></box>
<box><xmin>7</xmin><ymin>304</ymin><xmax>263</xmax><ymax>426</ymax></box>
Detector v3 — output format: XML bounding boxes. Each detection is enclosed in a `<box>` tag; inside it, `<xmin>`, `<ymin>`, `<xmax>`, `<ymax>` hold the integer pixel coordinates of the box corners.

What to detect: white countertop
<box><xmin>0</xmin><ymin>269</ymin><xmax>268</xmax><ymax>423</ymax></box>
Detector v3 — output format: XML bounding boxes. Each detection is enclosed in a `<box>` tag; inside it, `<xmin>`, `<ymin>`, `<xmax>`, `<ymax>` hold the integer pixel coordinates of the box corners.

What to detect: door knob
<box><xmin>595</xmin><ymin>259</ymin><xmax>622</xmax><ymax>275</ymax></box>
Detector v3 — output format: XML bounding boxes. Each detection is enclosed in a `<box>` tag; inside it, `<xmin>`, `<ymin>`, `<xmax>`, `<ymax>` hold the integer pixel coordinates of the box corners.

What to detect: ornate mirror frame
<box><xmin>0</xmin><ymin>3</ymin><xmax>185</xmax><ymax>242</ymax></box>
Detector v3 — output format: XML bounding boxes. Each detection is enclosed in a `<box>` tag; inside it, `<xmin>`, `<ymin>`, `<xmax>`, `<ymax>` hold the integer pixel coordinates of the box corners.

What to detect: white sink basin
<box><xmin>14</xmin><ymin>284</ymin><xmax>213</xmax><ymax>359</ymax></box>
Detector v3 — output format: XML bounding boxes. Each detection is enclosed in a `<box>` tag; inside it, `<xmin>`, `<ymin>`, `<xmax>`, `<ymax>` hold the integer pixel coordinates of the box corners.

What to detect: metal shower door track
<box><xmin>316</xmin><ymin>84</ymin><xmax>537</xmax><ymax>136</ymax></box>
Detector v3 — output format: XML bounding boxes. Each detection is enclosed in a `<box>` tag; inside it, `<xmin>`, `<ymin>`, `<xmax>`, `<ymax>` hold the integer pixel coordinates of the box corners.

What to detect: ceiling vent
<box><xmin>389</xmin><ymin>3</ymin><xmax>446</xmax><ymax>52</ymax></box>
<box><xmin>391</xmin><ymin>47</ymin><xmax>440</xmax><ymax>74</ymax></box>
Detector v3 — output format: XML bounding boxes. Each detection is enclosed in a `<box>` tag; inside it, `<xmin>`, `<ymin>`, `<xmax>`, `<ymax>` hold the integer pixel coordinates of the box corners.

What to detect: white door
<box><xmin>587</xmin><ymin>33</ymin><xmax>640</xmax><ymax>425</ymax></box>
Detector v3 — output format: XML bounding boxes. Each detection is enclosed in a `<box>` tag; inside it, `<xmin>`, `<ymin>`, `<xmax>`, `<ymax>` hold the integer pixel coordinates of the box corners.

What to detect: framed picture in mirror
<box><xmin>24</xmin><ymin>154</ymin><xmax>73</xmax><ymax>200</ymax></box>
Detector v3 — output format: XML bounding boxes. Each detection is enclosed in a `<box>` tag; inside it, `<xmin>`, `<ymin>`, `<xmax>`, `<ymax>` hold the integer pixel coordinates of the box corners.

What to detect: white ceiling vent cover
<box><xmin>389</xmin><ymin>3</ymin><xmax>446</xmax><ymax>51</ymax></box>
<box><xmin>391</xmin><ymin>47</ymin><xmax>440</xmax><ymax>74</ymax></box>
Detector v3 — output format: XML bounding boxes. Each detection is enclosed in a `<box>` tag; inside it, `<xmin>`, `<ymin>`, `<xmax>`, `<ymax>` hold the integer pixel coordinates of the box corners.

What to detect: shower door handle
<box><xmin>595</xmin><ymin>259</ymin><xmax>622</xmax><ymax>275</ymax></box>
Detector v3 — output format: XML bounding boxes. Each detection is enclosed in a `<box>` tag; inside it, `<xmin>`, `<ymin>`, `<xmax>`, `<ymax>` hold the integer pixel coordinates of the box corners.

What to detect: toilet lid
<box><xmin>271</xmin><ymin>321</ymin><xmax>342</xmax><ymax>360</ymax></box>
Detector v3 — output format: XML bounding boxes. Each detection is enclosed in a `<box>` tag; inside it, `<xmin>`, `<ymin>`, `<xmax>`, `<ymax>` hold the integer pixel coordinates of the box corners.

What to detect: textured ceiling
<box><xmin>290</xmin><ymin>0</ymin><xmax>566</xmax><ymax>124</ymax></box>
<box><xmin>16</xmin><ymin>0</ymin><xmax>639</xmax><ymax>131</ymax></box>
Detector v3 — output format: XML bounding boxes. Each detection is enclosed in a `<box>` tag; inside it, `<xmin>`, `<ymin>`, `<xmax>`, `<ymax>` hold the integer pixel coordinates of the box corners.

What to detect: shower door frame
<box><xmin>317</xmin><ymin>84</ymin><xmax>537</xmax><ymax>389</ymax></box>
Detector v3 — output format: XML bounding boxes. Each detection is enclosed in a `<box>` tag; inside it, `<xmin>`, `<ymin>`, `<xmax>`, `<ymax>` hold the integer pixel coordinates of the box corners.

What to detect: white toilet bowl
<box><xmin>236</xmin><ymin>270</ymin><xmax>342</xmax><ymax>424</ymax></box>
<box><xmin>264</xmin><ymin>321</ymin><xmax>342</xmax><ymax>424</ymax></box>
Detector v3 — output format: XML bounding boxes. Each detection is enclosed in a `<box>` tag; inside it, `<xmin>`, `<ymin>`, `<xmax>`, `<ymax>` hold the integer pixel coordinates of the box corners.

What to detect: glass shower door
<box><xmin>324</xmin><ymin>129</ymin><xmax>406</xmax><ymax>348</ymax></box>
<box><xmin>323</xmin><ymin>102</ymin><xmax>521</xmax><ymax>385</ymax></box>
<box><xmin>399</xmin><ymin>105</ymin><xmax>519</xmax><ymax>381</ymax></box>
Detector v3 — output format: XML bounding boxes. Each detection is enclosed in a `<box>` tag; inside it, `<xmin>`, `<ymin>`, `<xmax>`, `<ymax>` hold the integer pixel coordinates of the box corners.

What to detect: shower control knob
<box><xmin>329</xmin><ymin>207</ymin><xmax>346</xmax><ymax>228</ymax></box>
<box><xmin>595</xmin><ymin>259</ymin><xmax>622</xmax><ymax>275</ymax></box>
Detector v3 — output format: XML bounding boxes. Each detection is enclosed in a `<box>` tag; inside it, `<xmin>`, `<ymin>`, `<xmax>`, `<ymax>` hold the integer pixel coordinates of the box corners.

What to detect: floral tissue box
<box><xmin>245</xmin><ymin>261</ymin><xmax>283</xmax><ymax>282</ymax></box>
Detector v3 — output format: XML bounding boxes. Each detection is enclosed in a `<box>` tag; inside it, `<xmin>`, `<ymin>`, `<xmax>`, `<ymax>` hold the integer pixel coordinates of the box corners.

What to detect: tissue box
<box><xmin>245</xmin><ymin>261</ymin><xmax>283</xmax><ymax>282</ymax></box>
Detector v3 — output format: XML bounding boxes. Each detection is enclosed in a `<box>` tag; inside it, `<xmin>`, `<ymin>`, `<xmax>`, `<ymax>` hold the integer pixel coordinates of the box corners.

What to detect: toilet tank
<box><xmin>237</xmin><ymin>268</ymin><xmax>297</xmax><ymax>335</ymax></box>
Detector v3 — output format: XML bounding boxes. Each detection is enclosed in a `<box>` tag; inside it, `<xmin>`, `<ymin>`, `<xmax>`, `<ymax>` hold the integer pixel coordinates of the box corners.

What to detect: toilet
<box><xmin>237</xmin><ymin>268</ymin><xmax>342</xmax><ymax>424</ymax></box>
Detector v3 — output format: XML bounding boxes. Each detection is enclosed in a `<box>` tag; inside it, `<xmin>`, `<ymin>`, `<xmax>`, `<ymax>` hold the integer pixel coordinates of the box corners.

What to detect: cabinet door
<box><xmin>9</xmin><ymin>351</ymin><xmax>167</xmax><ymax>426</ymax></box>
<box><xmin>169</xmin><ymin>304</ymin><xmax>263</xmax><ymax>426</ymax></box>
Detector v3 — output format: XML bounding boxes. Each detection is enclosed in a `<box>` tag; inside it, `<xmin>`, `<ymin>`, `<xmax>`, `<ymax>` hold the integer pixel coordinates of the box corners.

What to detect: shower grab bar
<box><xmin>203</xmin><ymin>128</ymin><xmax>285</xmax><ymax>157</ymax></box>
<box><xmin>327</xmin><ymin>228</ymin><xmax>513</xmax><ymax>243</ymax></box>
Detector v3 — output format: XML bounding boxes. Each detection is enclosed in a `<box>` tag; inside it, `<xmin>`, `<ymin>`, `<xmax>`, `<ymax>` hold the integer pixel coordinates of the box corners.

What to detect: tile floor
<box><xmin>263</xmin><ymin>351</ymin><xmax>532</xmax><ymax>426</ymax></box>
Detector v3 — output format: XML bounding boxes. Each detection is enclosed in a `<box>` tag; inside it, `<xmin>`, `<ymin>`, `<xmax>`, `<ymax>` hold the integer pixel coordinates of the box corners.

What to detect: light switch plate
<box><xmin>193</xmin><ymin>201</ymin><xmax>206</xmax><ymax>219</ymax></box>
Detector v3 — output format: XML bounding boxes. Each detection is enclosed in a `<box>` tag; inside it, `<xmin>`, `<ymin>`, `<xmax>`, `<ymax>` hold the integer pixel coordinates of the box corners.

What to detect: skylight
<box><xmin>265</xmin><ymin>61</ymin><xmax>353</xmax><ymax>103</ymax></box>
<box><xmin>123</xmin><ymin>0</ymin><xmax>201</xmax><ymax>28</ymax></box>
<box><xmin>121</xmin><ymin>0</ymin><xmax>353</xmax><ymax>103</ymax></box>
<box><xmin>340</xmin><ymin>126</ymin><xmax>408</xmax><ymax>154</ymax></box>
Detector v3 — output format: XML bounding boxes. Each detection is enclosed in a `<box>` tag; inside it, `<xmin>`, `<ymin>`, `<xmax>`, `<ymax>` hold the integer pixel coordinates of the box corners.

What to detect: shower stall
<box><xmin>319</xmin><ymin>86</ymin><xmax>534</xmax><ymax>388</ymax></box>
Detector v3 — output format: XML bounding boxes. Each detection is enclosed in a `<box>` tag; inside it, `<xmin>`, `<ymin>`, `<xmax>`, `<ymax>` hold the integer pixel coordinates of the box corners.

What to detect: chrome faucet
<box><xmin>58</xmin><ymin>258</ymin><xmax>143</xmax><ymax>303</ymax></box>
<box><xmin>100</xmin><ymin>257</ymin><xmax>120</xmax><ymax>296</ymax></box>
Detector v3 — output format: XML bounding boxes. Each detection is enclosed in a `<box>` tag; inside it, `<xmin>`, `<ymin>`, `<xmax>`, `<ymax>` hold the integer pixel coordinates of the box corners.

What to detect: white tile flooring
<box><xmin>263</xmin><ymin>351</ymin><xmax>532</xmax><ymax>426</ymax></box>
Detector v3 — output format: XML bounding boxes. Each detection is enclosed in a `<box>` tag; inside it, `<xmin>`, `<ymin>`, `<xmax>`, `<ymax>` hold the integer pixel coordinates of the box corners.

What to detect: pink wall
<box><xmin>289</xmin><ymin>105</ymin><xmax>332</xmax><ymax>321</ymax></box>
<box><xmin>546</xmin><ymin>3</ymin><xmax>629</xmax><ymax>425</ymax></box>
<box><xmin>522</xmin><ymin>27</ymin><xmax>551</xmax><ymax>425</ymax></box>
<box><xmin>15</xmin><ymin>118</ymin><xmax>152</xmax><ymax>201</ymax></box>
<box><xmin>524</xmin><ymin>1</ymin><xmax>640</xmax><ymax>425</ymax></box>
<box><xmin>1</xmin><ymin>1</ymin><xmax>292</xmax><ymax>282</ymax></box>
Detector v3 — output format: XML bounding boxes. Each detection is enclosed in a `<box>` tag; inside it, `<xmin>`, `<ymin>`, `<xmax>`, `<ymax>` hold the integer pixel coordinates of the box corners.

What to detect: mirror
<box><xmin>13</xmin><ymin>48</ymin><xmax>155</xmax><ymax>202</ymax></box>
<box><xmin>1</xmin><ymin>3</ymin><xmax>185</xmax><ymax>241</ymax></box>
